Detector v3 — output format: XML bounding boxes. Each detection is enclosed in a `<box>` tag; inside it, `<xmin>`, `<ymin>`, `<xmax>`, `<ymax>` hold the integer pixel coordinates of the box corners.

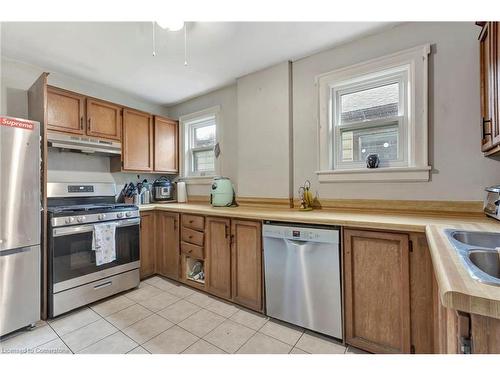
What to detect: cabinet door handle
<box><xmin>482</xmin><ymin>117</ymin><xmax>492</xmax><ymax>139</ymax></box>
<box><xmin>88</xmin><ymin>117</ymin><xmax>92</xmax><ymax>131</ymax></box>
<box><xmin>225</xmin><ymin>225</ymin><xmax>229</xmax><ymax>238</ymax></box>
<box><xmin>80</xmin><ymin>117</ymin><xmax>83</xmax><ymax>130</ymax></box>
<box><xmin>173</xmin><ymin>220</ymin><xmax>177</xmax><ymax>231</ymax></box>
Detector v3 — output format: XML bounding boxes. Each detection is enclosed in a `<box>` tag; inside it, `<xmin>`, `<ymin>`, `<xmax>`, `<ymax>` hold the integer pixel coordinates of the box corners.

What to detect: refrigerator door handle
<box><xmin>0</xmin><ymin>247</ymin><xmax>33</xmax><ymax>256</ymax></box>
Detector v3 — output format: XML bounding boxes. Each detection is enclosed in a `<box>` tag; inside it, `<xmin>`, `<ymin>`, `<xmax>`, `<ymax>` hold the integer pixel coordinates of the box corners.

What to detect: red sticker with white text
<box><xmin>0</xmin><ymin>117</ymin><xmax>34</xmax><ymax>131</ymax></box>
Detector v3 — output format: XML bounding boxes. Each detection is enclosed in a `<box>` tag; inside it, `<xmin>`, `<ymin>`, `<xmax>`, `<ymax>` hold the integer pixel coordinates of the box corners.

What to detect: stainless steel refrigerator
<box><xmin>0</xmin><ymin>116</ymin><xmax>41</xmax><ymax>337</ymax></box>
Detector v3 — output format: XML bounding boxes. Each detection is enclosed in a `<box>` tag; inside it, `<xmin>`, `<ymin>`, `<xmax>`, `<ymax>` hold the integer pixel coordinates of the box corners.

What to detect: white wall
<box><xmin>1</xmin><ymin>58</ymin><xmax>170</xmax><ymax>186</ymax></box>
<box><xmin>293</xmin><ymin>22</ymin><xmax>500</xmax><ymax>201</ymax></box>
<box><xmin>236</xmin><ymin>62</ymin><xmax>292</xmax><ymax>198</ymax></box>
<box><xmin>167</xmin><ymin>84</ymin><xmax>238</xmax><ymax>197</ymax></box>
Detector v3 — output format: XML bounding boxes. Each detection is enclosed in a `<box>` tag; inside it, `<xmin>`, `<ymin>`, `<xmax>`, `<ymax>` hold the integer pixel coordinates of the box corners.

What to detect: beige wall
<box><xmin>0</xmin><ymin>58</ymin><xmax>169</xmax><ymax>118</ymax></box>
<box><xmin>168</xmin><ymin>22</ymin><xmax>500</xmax><ymax>202</ymax></box>
<box><xmin>293</xmin><ymin>22</ymin><xmax>500</xmax><ymax>201</ymax></box>
<box><xmin>236</xmin><ymin>62</ymin><xmax>292</xmax><ymax>198</ymax></box>
<box><xmin>0</xmin><ymin>58</ymin><xmax>170</xmax><ymax>186</ymax></box>
<box><xmin>167</xmin><ymin>62</ymin><xmax>292</xmax><ymax>199</ymax></box>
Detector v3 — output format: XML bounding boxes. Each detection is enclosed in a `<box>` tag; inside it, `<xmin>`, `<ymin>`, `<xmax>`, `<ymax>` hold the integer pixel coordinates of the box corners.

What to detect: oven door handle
<box><xmin>52</xmin><ymin>218</ymin><xmax>140</xmax><ymax>237</ymax></box>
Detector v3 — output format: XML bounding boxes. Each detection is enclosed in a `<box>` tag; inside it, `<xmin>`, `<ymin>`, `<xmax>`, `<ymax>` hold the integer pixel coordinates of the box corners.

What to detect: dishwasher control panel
<box><xmin>262</xmin><ymin>223</ymin><xmax>339</xmax><ymax>243</ymax></box>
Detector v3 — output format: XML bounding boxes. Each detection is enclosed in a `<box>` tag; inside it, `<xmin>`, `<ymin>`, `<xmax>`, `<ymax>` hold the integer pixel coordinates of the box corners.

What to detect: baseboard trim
<box><xmin>186</xmin><ymin>195</ymin><xmax>483</xmax><ymax>216</ymax></box>
<box><xmin>293</xmin><ymin>198</ymin><xmax>484</xmax><ymax>217</ymax></box>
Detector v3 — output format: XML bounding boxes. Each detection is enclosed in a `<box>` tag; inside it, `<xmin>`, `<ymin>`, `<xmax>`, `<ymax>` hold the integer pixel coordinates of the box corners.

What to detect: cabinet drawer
<box><xmin>182</xmin><ymin>214</ymin><xmax>205</xmax><ymax>231</ymax></box>
<box><xmin>182</xmin><ymin>227</ymin><xmax>204</xmax><ymax>246</ymax></box>
<box><xmin>181</xmin><ymin>242</ymin><xmax>204</xmax><ymax>259</ymax></box>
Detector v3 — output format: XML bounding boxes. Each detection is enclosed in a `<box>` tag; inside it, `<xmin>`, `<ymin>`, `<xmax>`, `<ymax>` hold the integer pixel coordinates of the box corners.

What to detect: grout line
<box><xmin>288</xmin><ymin>331</ymin><xmax>305</xmax><ymax>354</ymax></box>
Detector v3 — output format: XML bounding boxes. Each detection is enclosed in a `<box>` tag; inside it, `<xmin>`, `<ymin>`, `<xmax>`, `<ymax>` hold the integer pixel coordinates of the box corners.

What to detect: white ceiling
<box><xmin>1</xmin><ymin>22</ymin><xmax>395</xmax><ymax>106</ymax></box>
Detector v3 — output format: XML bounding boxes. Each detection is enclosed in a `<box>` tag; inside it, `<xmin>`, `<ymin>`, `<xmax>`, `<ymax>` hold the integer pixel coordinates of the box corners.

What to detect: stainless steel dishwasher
<box><xmin>263</xmin><ymin>221</ymin><xmax>342</xmax><ymax>339</ymax></box>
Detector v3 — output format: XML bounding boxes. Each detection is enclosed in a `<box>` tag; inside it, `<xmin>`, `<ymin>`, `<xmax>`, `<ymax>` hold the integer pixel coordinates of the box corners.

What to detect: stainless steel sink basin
<box><xmin>445</xmin><ymin>229</ymin><xmax>500</xmax><ymax>286</ymax></box>
<box><xmin>468</xmin><ymin>250</ymin><xmax>500</xmax><ymax>279</ymax></box>
<box><xmin>452</xmin><ymin>231</ymin><xmax>500</xmax><ymax>248</ymax></box>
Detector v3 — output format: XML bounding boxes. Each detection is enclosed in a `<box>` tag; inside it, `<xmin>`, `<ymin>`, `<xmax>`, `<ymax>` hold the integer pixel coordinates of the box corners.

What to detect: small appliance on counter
<box><xmin>152</xmin><ymin>176</ymin><xmax>175</xmax><ymax>202</ymax></box>
<box><xmin>484</xmin><ymin>185</ymin><xmax>500</xmax><ymax>220</ymax></box>
<box><xmin>210</xmin><ymin>176</ymin><xmax>237</xmax><ymax>207</ymax></box>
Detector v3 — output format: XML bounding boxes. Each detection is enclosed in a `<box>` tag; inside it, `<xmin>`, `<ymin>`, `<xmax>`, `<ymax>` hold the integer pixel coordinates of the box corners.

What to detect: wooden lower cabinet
<box><xmin>139</xmin><ymin>211</ymin><xmax>156</xmax><ymax>279</ymax></box>
<box><xmin>205</xmin><ymin>217</ymin><xmax>232</xmax><ymax>299</ymax></box>
<box><xmin>344</xmin><ymin>229</ymin><xmax>411</xmax><ymax>354</ymax></box>
<box><xmin>231</xmin><ymin>220</ymin><xmax>263</xmax><ymax>311</ymax></box>
<box><xmin>155</xmin><ymin>211</ymin><xmax>180</xmax><ymax>280</ymax></box>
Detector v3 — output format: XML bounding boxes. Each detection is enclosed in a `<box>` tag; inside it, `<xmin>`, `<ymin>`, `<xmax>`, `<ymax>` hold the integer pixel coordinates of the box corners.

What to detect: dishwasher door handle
<box><xmin>284</xmin><ymin>238</ymin><xmax>314</xmax><ymax>247</ymax></box>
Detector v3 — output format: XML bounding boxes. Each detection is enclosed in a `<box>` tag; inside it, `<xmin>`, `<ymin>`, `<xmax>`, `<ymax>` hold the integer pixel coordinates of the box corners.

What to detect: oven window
<box><xmin>52</xmin><ymin>224</ymin><xmax>139</xmax><ymax>284</ymax></box>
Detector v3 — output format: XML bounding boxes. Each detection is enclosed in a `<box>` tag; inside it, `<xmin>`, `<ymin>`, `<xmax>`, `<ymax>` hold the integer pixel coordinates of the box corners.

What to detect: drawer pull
<box><xmin>189</xmin><ymin>220</ymin><xmax>194</xmax><ymax>224</ymax></box>
<box><xmin>94</xmin><ymin>281</ymin><xmax>112</xmax><ymax>290</ymax></box>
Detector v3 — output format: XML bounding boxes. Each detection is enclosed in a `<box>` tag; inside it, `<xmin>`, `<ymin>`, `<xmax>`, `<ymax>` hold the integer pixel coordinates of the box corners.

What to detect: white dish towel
<box><xmin>92</xmin><ymin>222</ymin><xmax>117</xmax><ymax>266</ymax></box>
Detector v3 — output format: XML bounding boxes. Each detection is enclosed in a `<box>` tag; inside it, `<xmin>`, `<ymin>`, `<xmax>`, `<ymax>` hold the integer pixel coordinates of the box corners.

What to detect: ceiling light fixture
<box><xmin>156</xmin><ymin>21</ymin><xmax>184</xmax><ymax>31</ymax></box>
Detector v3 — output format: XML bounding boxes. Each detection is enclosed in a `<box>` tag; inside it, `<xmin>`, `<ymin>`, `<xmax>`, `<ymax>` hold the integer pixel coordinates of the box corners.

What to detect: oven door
<box><xmin>50</xmin><ymin>218</ymin><xmax>140</xmax><ymax>293</ymax></box>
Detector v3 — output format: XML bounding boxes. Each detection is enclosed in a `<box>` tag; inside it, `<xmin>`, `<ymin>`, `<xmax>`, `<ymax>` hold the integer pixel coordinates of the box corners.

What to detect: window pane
<box><xmin>193</xmin><ymin>124</ymin><xmax>216</xmax><ymax>148</ymax></box>
<box><xmin>193</xmin><ymin>149</ymin><xmax>215</xmax><ymax>173</ymax></box>
<box><xmin>341</xmin><ymin>124</ymin><xmax>399</xmax><ymax>162</ymax></box>
<box><xmin>340</xmin><ymin>82</ymin><xmax>399</xmax><ymax>124</ymax></box>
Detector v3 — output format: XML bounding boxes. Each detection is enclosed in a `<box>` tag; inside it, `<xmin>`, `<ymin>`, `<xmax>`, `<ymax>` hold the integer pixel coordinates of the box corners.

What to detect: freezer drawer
<box><xmin>263</xmin><ymin>223</ymin><xmax>342</xmax><ymax>339</ymax></box>
<box><xmin>0</xmin><ymin>245</ymin><xmax>41</xmax><ymax>337</ymax></box>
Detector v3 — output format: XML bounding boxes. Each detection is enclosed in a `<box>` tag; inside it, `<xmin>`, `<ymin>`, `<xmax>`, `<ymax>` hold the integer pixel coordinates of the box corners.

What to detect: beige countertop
<box><xmin>426</xmin><ymin>223</ymin><xmax>500</xmax><ymax>319</ymax></box>
<box><xmin>140</xmin><ymin>202</ymin><xmax>500</xmax><ymax>319</ymax></box>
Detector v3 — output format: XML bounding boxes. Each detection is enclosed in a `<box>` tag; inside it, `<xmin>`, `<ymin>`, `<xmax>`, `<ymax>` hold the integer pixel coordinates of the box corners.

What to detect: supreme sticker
<box><xmin>0</xmin><ymin>117</ymin><xmax>35</xmax><ymax>131</ymax></box>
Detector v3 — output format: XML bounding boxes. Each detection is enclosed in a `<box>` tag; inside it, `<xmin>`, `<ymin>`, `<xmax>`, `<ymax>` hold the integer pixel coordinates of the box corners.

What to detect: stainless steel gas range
<box><xmin>47</xmin><ymin>182</ymin><xmax>140</xmax><ymax>318</ymax></box>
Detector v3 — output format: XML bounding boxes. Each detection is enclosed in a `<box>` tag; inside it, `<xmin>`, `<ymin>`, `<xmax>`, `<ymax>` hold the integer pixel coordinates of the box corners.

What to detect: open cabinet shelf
<box><xmin>183</xmin><ymin>256</ymin><xmax>205</xmax><ymax>288</ymax></box>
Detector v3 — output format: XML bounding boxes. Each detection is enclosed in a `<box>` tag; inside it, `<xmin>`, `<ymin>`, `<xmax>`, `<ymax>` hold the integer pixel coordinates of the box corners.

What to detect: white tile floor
<box><xmin>0</xmin><ymin>276</ymin><xmax>368</xmax><ymax>354</ymax></box>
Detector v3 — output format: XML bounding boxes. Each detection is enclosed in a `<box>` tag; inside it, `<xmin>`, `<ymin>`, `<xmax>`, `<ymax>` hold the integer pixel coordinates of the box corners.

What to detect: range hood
<box><xmin>47</xmin><ymin>131</ymin><xmax>121</xmax><ymax>155</ymax></box>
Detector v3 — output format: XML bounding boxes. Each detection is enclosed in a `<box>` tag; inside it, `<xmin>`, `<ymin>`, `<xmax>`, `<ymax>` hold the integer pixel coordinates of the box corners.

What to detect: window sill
<box><xmin>179</xmin><ymin>176</ymin><xmax>215</xmax><ymax>185</ymax></box>
<box><xmin>316</xmin><ymin>166</ymin><xmax>431</xmax><ymax>183</ymax></box>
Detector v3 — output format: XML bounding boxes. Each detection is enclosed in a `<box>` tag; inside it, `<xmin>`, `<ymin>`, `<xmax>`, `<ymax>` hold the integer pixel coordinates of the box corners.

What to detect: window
<box><xmin>180</xmin><ymin>106</ymin><xmax>220</xmax><ymax>180</ymax></box>
<box><xmin>333</xmin><ymin>69</ymin><xmax>407</xmax><ymax>169</ymax></box>
<box><xmin>317</xmin><ymin>44</ymin><xmax>431</xmax><ymax>182</ymax></box>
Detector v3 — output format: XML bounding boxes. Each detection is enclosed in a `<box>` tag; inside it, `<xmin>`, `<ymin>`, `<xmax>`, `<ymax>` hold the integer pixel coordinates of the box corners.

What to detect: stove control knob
<box><xmin>125</xmin><ymin>211</ymin><xmax>132</xmax><ymax>217</ymax></box>
<box><xmin>98</xmin><ymin>214</ymin><xmax>106</xmax><ymax>221</ymax></box>
<box><xmin>116</xmin><ymin>212</ymin><xmax>124</xmax><ymax>218</ymax></box>
<box><xmin>65</xmin><ymin>217</ymin><xmax>75</xmax><ymax>224</ymax></box>
<box><xmin>76</xmin><ymin>216</ymin><xmax>85</xmax><ymax>223</ymax></box>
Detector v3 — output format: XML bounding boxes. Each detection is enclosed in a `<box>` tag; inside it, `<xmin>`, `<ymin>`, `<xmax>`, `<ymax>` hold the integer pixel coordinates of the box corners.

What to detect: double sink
<box><xmin>446</xmin><ymin>230</ymin><xmax>500</xmax><ymax>286</ymax></box>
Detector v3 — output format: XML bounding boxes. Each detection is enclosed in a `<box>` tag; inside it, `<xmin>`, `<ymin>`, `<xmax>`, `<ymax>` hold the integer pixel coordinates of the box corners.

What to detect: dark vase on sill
<box><xmin>366</xmin><ymin>154</ymin><xmax>380</xmax><ymax>169</ymax></box>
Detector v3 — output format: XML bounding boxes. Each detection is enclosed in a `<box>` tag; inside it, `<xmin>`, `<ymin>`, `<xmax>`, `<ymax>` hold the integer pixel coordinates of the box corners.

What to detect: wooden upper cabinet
<box><xmin>205</xmin><ymin>216</ymin><xmax>232</xmax><ymax>299</ymax></box>
<box><xmin>122</xmin><ymin>109</ymin><xmax>153</xmax><ymax>171</ymax></box>
<box><xmin>156</xmin><ymin>211</ymin><xmax>180</xmax><ymax>280</ymax></box>
<box><xmin>480</xmin><ymin>22</ymin><xmax>495</xmax><ymax>151</ymax></box>
<box><xmin>86</xmin><ymin>98</ymin><xmax>121</xmax><ymax>141</ymax></box>
<box><xmin>231</xmin><ymin>220</ymin><xmax>263</xmax><ymax>312</ymax></box>
<box><xmin>139</xmin><ymin>211</ymin><xmax>156</xmax><ymax>279</ymax></box>
<box><xmin>344</xmin><ymin>229</ymin><xmax>411</xmax><ymax>354</ymax></box>
<box><xmin>47</xmin><ymin>86</ymin><xmax>85</xmax><ymax>135</ymax></box>
<box><xmin>154</xmin><ymin>116</ymin><xmax>178</xmax><ymax>173</ymax></box>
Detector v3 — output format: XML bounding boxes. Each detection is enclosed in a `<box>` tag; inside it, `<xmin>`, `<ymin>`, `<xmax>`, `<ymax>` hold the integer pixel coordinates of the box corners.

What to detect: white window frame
<box><xmin>179</xmin><ymin>106</ymin><xmax>221</xmax><ymax>184</ymax></box>
<box><xmin>316</xmin><ymin>44</ymin><xmax>431</xmax><ymax>183</ymax></box>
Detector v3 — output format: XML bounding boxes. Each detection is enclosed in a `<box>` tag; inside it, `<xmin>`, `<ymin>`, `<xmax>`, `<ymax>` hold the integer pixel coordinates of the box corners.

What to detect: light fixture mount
<box><xmin>156</xmin><ymin>21</ymin><xmax>184</xmax><ymax>31</ymax></box>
